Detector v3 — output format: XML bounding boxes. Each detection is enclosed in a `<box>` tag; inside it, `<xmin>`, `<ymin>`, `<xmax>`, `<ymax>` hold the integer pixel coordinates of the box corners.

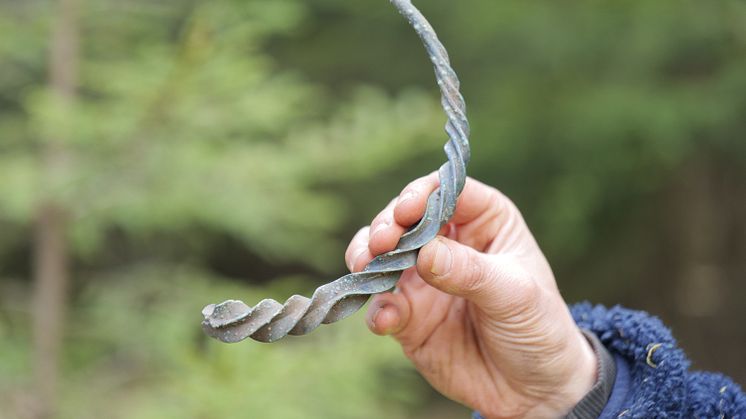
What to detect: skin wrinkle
<box><xmin>470</xmin><ymin>306</ymin><xmax>535</xmax><ymax>419</ymax></box>
<box><xmin>393</xmin><ymin>274</ymin><xmax>435</xmax><ymax>345</ymax></box>
<box><xmin>445</xmin><ymin>300</ymin><xmax>468</xmax><ymax>388</ymax></box>
<box><xmin>475</xmin><ymin>276</ymin><xmax>588</xmax><ymax>410</ymax></box>
<box><xmin>424</xmin><ymin>249</ymin><xmax>555</xmax><ymax>418</ymax></box>
<box><xmin>477</xmin><ymin>260</ymin><xmax>540</xmax><ymax>317</ymax></box>
<box><xmin>447</xmin><ymin>244</ymin><xmax>486</xmax><ymax>297</ymax></box>
<box><xmin>408</xmin><ymin>291</ymin><xmax>451</xmax><ymax>356</ymax></box>
<box><xmin>481</xmin><ymin>334</ymin><xmax>575</xmax><ymax>415</ymax></box>
<box><xmin>535</xmin><ymin>333</ymin><xmax>596</xmax><ymax>413</ymax></box>
<box><xmin>492</xmin><ymin>305</ymin><xmax>565</xmax><ymax>356</ymax></box>
<box><xmin>436</xmin><ymin>301</ymin><xmax>529</xmax><ymax>419</ymax></box>
<box><xmin>491</xmin><ymin>311</ymin><xmax>586</xmax><ymax>406</ymax></box>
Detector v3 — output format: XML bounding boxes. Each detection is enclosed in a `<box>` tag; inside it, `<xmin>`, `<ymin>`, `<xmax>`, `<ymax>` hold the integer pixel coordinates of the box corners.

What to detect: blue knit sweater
<box><xmin>475</xmin><ymin>304</ymin><xmax>746</xmax><ymax>418</ymax></box>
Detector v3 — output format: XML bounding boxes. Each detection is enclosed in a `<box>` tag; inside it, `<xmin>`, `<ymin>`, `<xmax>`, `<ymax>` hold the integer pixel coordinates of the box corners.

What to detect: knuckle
<box><xmin>507</xmin><ymin>275</ymin><xmax>542</xmax><ymax>307</ymax></box>
<box><xmin>496</xmin><ymin>273</ymin><xmax>543</xmax><ymax>319</ymax></box>
<box><xmin>407</xmin><ymin>171</ymin><xmax>438</xmax><ymax>192</ymax></box>
<box><xmin>459</xmin><ymin>249</ymin><xmax>488</xmax><ymax>294</ymax></box>
<box><xmin>404</xmin><ymin>179</ymin><xmax>421</xmax><ymax>193</ymax></box>
<box><xmin>495</xmin><ymin>190</ymin><xmax>523</xmax><ymax>220</ymax></box>
<box><xmin>372</xmin><ymin>209</ymin><xmax>393</xmax><ymax>229</ymax></box>
<box><xmin>473</xmin><ymin>254</ymin><xmax>544</xmax><ymax>318</ymax></box>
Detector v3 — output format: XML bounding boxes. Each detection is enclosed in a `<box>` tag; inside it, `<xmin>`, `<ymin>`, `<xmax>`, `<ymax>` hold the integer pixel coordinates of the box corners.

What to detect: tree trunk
<box><xmin>32</xmin><ymin>0</ymin><xmax>78</xmax><ymax>417</ymax></box>
<box><xmin>32</xmin><ymin>206</ymin><xmax>70</xmax><ymax>419</ymax></box>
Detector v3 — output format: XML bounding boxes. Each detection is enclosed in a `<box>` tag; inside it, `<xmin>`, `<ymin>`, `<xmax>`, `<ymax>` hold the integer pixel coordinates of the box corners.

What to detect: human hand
<box><xmin>345</xmin><ymin>174</ymin><xmax>597</xmax><ymax>419</ymax></box>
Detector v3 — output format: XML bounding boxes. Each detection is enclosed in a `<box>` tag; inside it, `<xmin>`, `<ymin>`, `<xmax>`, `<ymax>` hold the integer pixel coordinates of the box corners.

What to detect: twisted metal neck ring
<box><xmin>201</xmin><ymin>0</ymin><xmax>470</xmax><ymax>343</ymax></box>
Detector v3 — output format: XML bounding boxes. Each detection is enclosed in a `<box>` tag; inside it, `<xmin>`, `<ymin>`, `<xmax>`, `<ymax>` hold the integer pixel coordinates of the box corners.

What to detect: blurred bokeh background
<box><xmin>1</xmin><ymin>0</ymin><xmax>744</xmax><ymax>418</ymax></box>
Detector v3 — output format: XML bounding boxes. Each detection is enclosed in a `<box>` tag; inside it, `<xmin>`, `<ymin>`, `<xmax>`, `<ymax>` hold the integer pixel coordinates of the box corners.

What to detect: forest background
<box><xmin>1</xmin><ymin>0</ymin><xmax>744</xmax><ymax>418</ymax></box>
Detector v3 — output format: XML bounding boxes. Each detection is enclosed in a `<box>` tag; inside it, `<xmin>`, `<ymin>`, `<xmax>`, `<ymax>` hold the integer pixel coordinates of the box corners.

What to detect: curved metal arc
<box><xmin>201</xmin><ymin>0</ymin><xmax>470</xmax><ymax>343</ymax></box>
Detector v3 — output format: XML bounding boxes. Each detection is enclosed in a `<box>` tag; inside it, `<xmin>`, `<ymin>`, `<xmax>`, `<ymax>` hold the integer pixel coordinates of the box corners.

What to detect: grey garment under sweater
<box><xmin>565</xmin><ymin>330</ymin><xmax>617</xmax><ymax>419</ymax></box>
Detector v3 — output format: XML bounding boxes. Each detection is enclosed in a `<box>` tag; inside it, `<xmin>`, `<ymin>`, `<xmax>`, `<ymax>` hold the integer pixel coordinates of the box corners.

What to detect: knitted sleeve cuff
<box><xmin>565</xmin><ymin>330</ymin><xmax>617</xmax><ymax>418</ymax></box>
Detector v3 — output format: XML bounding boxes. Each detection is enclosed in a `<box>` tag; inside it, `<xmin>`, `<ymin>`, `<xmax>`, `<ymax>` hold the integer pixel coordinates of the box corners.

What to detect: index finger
<box><xmin>394</xmin><ymin>173</ymin><xmax>504</xmax><ymax>227</ymax></box>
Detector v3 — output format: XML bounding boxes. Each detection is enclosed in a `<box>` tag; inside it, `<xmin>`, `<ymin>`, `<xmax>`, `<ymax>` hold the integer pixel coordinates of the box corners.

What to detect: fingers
<box><xmin>366</xmin><ymin>172</ymin><xmax>523</xmax><ymax>259</ymax></box>
<box><xmin>345</xmin><ymin>220</ymin><xmax>451</xmax><ymax>273</ymax></box>
<box><xmin>368</xmin><ymin>198</ymin><xmax>408</xmax><ymax>256</ymax></box>
<box><xmin>393</xmin><ymin>173</ymin><xmax>519</xmax><ymax>247</ymax></box>
<box><xmin>365</xmin><ymin>270</ymin><xmax>448</xmax><ymax>351</ymax></box>
<box><xmin>366</xmin><ymin>292</ymin><xmax>411</xmax><ymax>336</ymax></box>
<box><xmin>345</xmin><ymin>226</ymin><xmax>373</xmax><ymax>272</ymax></box>
<box><xmin>394</xmin><ymin>172</ymin><xmax>509</xmax><ymax>227</ymax></box>
<box><xmin>449</xmin><ymin>177</ymin><xmax>508</xmax><ymax>226</ymax></box>
<box><xmin>394</xmin><ymin>172</ymin><xmax>440</xmax><ymax>227</ymax></box>
<box><xmin>415</xmin><ymin>236</ymin><xmax>542</xmax><ymax>316</ymax></box>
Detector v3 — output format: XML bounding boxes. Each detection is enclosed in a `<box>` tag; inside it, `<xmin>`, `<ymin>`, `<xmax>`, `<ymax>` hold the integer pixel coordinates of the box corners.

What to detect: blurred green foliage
<box><xmin>1</xmin><ymin>267</ymin><xmax>421</xmax><ymax>418</ymax></box>
<box><xmin>0</xmin><ymin>0</ymin><xmax>744</xmax><ymax>418</ymax></box>
<box><xmin>0</xmin><ymin>0</ymin><xmax>443</xmax><ymax>269</ymax></box>
<box><xmin>273</xmin><ymin>0</ymin><xmax>746</xmax><ymax>261</ymax></box>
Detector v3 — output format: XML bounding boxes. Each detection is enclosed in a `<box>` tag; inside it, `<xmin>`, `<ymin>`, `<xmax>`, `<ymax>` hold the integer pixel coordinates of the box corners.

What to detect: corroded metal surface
<box><xmin>202</xmin><ymin>0</ymin><xmax>470</xmax><ymax>343</ymax></box>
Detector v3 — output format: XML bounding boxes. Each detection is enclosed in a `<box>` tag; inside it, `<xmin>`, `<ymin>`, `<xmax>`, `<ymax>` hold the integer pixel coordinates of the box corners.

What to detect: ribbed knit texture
<box><xmin>566</xmin><ymin>330</ymin><xmax>617</xmax><ymax>418</ymax></box>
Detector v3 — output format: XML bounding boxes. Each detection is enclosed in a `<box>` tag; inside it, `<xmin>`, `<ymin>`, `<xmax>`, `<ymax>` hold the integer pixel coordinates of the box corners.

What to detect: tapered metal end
<box><xmin>202</xmin><ymin>299</ymin><xmax>252</xmax><ymax>328</ymax></box>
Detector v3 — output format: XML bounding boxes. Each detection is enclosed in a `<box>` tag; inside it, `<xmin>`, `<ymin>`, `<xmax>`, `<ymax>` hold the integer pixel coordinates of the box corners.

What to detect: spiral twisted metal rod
<box><xmin>201</xmin><ymin>0</ymin><xmax>470</xmax><ymax>343</ymax></box>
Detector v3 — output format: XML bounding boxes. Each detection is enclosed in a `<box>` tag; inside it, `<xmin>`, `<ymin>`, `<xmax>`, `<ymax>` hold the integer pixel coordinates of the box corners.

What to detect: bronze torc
<box><xmin>201</xmin><ymin>0</ymin><xmax>470</xmax><ymax>343</ymax></box>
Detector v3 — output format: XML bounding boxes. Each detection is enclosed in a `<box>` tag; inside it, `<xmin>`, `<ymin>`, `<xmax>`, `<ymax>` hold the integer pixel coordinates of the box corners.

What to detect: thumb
<box><xmin>416</xmin><ymin>236</ymin><xmax>541</xmax><ymax>315</ymax></box>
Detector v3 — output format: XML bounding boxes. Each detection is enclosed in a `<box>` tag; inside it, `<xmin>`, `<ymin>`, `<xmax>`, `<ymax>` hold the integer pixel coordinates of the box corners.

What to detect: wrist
<box><xmin>478</xmin><ymin>327</ymin><xmax>599</xmax><ymax>419</ymax></box>
<box><xmin>566</xmin><ymin>330</ymin><xmax>599</xmax><ymax>404</ymax></box>
<box><xmin>526</xmin><ymin>328</ymin><xmax>599</xmax><ymax>419</ymax></box>
<box><xmin>551</xmin><ymin>329</ymin><xmax>600</xmax><ymax>416</ymax></box>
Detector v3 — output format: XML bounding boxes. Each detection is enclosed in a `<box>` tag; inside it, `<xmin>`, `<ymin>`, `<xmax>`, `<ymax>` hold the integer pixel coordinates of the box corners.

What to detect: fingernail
<box><xmin>349</xmin><ymin>247</ymin><xmax>367</xmax><ymax>272</ymax></box>
<box><xmin>398</xmin><ymin>190</ymin><xmax>417</xmax><ymax>206</ymax></box>
<box><xmin>430</xmin><ymin>239</ymin><xmax>452</xmax><ymax>277</ymax></box>
<box><xmin>374</xmin><ymin>305</ymin><xmax>400</xmax><ymax>335</ymax></box>
<box><xmin>371</xmin><ymin>219</ymin><xmax>391</xmax><ymax>238</ymax></box>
